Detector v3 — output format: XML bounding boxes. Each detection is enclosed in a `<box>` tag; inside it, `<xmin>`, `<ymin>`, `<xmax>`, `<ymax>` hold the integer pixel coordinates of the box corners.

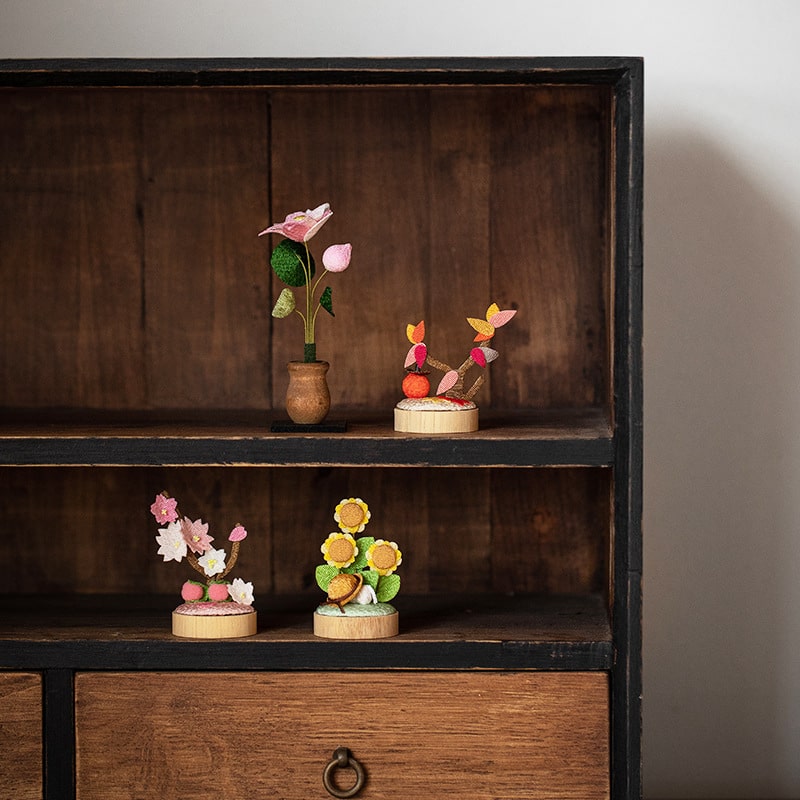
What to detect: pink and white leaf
<box><xmin>414</xmin><ymin>343</ymin><xmax>427</xmax><ymax>368</ymax></box>
<box><xmin>487</xmin><ymin>309</ymin><xmax>516</xmax><ymax>328</ymax></box>
<box><xmin>436</xmin><ymin>370</ymin><xmax>459</xmax><ymax>395</ymax></box>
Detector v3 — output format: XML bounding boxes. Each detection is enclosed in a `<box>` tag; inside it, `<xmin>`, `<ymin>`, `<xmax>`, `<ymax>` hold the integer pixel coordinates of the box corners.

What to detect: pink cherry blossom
<box><xmin>150</xmin><ymin>493</ymin><xmax>178</xmax><ymax>523</ymax></box>
<box><xmin>181</xmin><ymin>517</ymin><xmax>214</xmax><ymax>554</ymax></box>
<box><xmin>258</xmin><ymin>203</ymin><xmax>332</xmax><ymax>242</ymax></box>
<box><xmin>322</xmin><ymin>243</ymin><xmax>352</xmax><ymax>272</ymax></box>
<box><xmin>228</xmin><ymin>525</ymin><xmax>248</xmax><ymax>542</ymax></box>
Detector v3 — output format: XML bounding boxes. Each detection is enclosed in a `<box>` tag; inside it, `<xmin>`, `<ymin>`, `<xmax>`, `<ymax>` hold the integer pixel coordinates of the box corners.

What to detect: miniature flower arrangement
<box><xmin>259</xmin><ymin>202</ymin><xmax>352</xmax><ymax>364</ymax></box>
<box><xmin>150</xmin><ymin>492</ymin><xmax>257</xmax><ymax>638</ymax></box>
<box><xmin>395</xmin><ymin>302</ymin><xmax>517</xmax><ymax>433</ymax></box>
<box><xmin>313</xmin><ymin>498</ymin><xmax>402</xmax><ymax>639</ymax></box>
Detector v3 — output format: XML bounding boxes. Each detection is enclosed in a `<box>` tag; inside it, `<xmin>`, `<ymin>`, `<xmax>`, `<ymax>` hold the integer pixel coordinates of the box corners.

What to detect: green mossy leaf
<box><xmin>272</xmin><ymin>287</ymin><xmax>296</xmax><ymax>318</ymax></box>
<box><xmin>320</xmin><ymin>286</ymin><xmax>334</xmax><ymax>316</ymax></box>
<box><xmin>376</xmin><ymin>574</ymin><xmax>400</xmax><ymax>603</ymax></box>
<box><xmin>315</xmin><ymin>564</ymin><xmax>339</xmax><ymax>592</ymax></box>
<box><xmin>271</xmin><ymin>239</ymin><xmax>315</xmax><ymax>287</ymax></box>
<box><xmin>351</xmin><ymin>537</ymin><xmax>374</xmax><ymax>571</ymax></box>
<box><xmin>362</xmin><ymin>570</ymin><xmax>380</xmax><ymax>590</ymax></box>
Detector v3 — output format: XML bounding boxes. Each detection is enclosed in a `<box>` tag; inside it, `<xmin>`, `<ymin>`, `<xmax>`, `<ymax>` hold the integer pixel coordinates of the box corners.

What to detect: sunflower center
<box><xmin>371</xmin><ymin>543</ymin><xmax>397</xmax><ymax>571</ymax></box>
<box><xmin>338</xmin><ymin>502</ymin><xmax>365</xmax><ymax>529</ymax></box>
<box><xmin>327</xmin><ymin>538</ymin><xmax>355</xmax><ymax>563</ymax></box>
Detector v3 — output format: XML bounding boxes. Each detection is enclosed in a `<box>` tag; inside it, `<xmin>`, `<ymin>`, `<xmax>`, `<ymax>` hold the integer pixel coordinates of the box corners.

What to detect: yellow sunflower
<box><xmin>321</xmin><ymin>532</ymin><xmax>358</xmax><ymax>568</ymax></box>
<box><xmin>366</xmin><ymin>539</ymin><xmax>402</xmax><ymax>576</ymax></box>
<box><xmin>334</xmin><ymin>497</ymin><xmax>371</xmax><ymax>534</ymax></box>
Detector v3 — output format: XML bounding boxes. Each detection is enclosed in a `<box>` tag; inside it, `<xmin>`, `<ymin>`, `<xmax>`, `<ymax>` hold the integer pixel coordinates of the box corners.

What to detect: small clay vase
<box><xmin>285</xmin><ymin>361</ymin><xmax>331</xmax><ymax>424</ymax></box>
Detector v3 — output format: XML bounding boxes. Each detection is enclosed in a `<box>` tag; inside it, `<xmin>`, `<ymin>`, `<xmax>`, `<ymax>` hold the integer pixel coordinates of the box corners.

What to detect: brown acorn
<box><xmin>325</xmin><ymin>572</ymin><xmax>364</xmax><ymax>613</ymax></box>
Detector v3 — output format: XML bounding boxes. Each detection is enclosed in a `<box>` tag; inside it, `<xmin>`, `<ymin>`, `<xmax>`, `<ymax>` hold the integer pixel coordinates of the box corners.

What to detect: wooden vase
<box><xmin>285</xmin><ymin>360</ymin><xmax>331</xmax><ymax>424</ymax></box>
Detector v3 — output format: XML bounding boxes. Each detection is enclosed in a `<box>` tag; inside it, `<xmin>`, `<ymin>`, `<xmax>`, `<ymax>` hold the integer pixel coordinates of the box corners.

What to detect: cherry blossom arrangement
<box><xmin>401</xmin><ymin>302</ymin><xmax>517</xmax><ymax>402</ymax></box>
<box><xmin>315</xmin><ymin>498</ymin><xmax>402</xmax><ymax>613</ymax></box>
<box><xmin>259</xmin><ymin>202</ymin><xmax>352</xmax><ymax>363</ymax></box>
<box><xmin>150</xmin><ymin>492</ymin><xmax>255</xmax><ymax>609</ymax></box>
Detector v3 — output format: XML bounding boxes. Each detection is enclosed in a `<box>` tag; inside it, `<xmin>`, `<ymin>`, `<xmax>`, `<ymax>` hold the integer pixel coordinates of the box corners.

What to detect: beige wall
<box><xmin>3</xmin><ymin>1</ymin><xmax>799</xmax><ymax>796</ymax></box>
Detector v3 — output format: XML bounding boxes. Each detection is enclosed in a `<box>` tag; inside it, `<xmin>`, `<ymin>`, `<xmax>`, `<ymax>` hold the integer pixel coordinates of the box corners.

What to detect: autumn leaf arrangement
<box><xmin>401</xmin><ymin>302</ymin><xmax>518</xmax><ymax>401</ymax></box>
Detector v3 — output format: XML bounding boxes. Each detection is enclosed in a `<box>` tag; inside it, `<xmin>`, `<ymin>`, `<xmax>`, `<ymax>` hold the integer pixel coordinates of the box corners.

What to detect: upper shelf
<box><xmin>0</xmin><ymin>408</ymin><xmax>613</xmax><ymax>467</ymax></box>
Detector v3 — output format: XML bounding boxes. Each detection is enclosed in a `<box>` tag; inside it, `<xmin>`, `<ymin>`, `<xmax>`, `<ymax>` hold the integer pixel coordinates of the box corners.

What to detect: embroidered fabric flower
<box><xmin>366</xmin><ymin>539</ymin><xmax>402</xmax><ymax>576</ymax></box>
<box><xmin>322</xmin><ymin>243</ymin><xmax>352</xmax><ymax>272</ymax></box>
<box><xmin>228</xmin><ymin>525</ymin><xmax>248</xmax><ymax>542</ymax></box>
<box><xmin>150</xmin><ymin>493</ymin><xmax>178</xmax><ymax>524</ymax></box>
<box><xmin>181</xmin><ymin>517</ymin><xmax>214</xmax><ymax>554</ymax></box>
<box><xmin>198</xmin><ymin>547</ymin><xmax>227</xmax><ymax>577</ymax></box>
<box><xmin>334</xmin><ymin>498</ymin><xmax>371</xmax><ymax>534</ymax></box>
<box><xmin>229</xmin><ymin>577</ymin><xmax>255</xmax><ymax>606</ymax></box>
<box><xmin>155</xmin><ymin>521</ymin><xmax>187</xmax><ymax>562</ymax></box>
<box><xmin>321</xmin><ymin>532</ymin><xmax>359</xmax><ymax>568</ymax></box>
<box><xmin>258</xmin><ymin>202</ymin><xmax>332</xmax><ymax>242</ymax></box>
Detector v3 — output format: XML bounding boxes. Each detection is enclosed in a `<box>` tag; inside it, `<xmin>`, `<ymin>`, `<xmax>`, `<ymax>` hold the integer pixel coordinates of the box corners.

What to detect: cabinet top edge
<box><xmin>0</xmin><ymin>56</ymin><xmax>643</xmax><ymax>88</ymax></box>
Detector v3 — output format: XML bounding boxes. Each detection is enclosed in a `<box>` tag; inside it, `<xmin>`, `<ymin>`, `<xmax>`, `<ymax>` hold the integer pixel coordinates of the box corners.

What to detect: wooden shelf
<box><xmin>0</xmin><ymin>408</ymin><xmax>612</xmax><ymax>466</ymax></box>
<box><xmin>0</xmin><ymin>593</ymin><xmax>611</xmax><ymax>671</ymax></box>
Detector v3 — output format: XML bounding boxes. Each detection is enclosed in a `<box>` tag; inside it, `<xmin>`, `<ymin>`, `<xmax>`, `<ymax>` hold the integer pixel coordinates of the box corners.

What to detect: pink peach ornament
<box><xmin>181</xmin><ymin>581</ymin><xmax>205</xmax><ymax>602</ymax></box>
<box><xmin>207</xmin><ymin>583</ymin><xmax>230</xmax><ymax>602</ymax></box>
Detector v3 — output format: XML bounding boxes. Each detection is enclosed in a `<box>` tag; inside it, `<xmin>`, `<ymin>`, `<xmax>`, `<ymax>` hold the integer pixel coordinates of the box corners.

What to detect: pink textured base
<box><xmin>174</xmin><ymin>601</ymin><xmax>254</xmax><ymax>617</ymax></box>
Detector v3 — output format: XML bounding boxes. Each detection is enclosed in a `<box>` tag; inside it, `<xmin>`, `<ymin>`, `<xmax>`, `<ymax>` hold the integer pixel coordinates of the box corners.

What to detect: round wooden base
<box><xmin>172</xmin><ymin>610</ymin><xmax>257</xmax><ymax>639</ymax></box>
<box><xmin>394</xmin><ymin>406</ymin><xmax>478</xmax><ymax>434</ymax></box>
<box><xmin>314</xmin><ymin>610</ymin><xmax>399</xmax><ymax>639</ymax></box>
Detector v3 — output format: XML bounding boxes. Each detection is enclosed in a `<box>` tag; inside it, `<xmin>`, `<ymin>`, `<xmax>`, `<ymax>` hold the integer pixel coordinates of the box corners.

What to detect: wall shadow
<box><xmin>643</xmin><ymin>128</ymin><xmax>800</xmax><ymax>797</ymax></box>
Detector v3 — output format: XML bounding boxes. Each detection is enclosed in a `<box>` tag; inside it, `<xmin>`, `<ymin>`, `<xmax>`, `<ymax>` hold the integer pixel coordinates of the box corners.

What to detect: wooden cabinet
<box><xmin>0</xmin><ymin>58</ymin><xmax>642</xmax><ymax>800</ymax></box>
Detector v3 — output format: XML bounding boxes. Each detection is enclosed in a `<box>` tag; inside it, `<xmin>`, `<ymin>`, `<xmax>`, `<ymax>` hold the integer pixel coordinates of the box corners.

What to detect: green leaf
<box><xmin>270</xmin><ymin>239</ymin><xmax>315</xmax><ymax>287</ymax></box>
<box><xmin>376</xmin><ymin>574</ymin><xmax>400</xmax><ymax>603</ymax></box>
<box><xmin>315</xmin><ymin>564</ymin><xmax>339</xmax><ymax>592</ymax></box>
<box><xmin>271</xmin><ymin>287</ymin><xmax>296</xmax><ymax>318</ymax></box>
<box><xmin>320</xmin><ymin>286</ymin><xmax>334</xmax><ymax>316</ymax></box>
<box><xmin>351</xmin><ymin>537</ymin><xmax>374</xmax><ymax>571</ymax></box>
<box><xmin>362</xmin><ymin>570</ymin><xmax>380</xmax><ymax>590</ymax></box>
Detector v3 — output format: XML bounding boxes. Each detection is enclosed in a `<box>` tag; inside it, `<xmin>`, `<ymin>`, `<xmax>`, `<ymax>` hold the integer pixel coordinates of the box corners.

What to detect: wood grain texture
<box><xmin>0</xmin><ymin>466</ymin><xmax>607</xmax><ymax>597</ymax></box>
<box><xmin>75</xmin><ymin>671</ymin><xmax>608</xmax><ymax>799</ymax></box>
<box><xmin>0</xmin><ymin>672</ymin><xmax>42</xmax><ymax>800</ymax></box>
<box><xmin>142</xmin><ymin>89</ymin><xmax>271</xmax><ymax>409</ymax></box>
<box><xmin>0</xmin><ymin>89</ymin><xmax>144</xmax><ymax>409</ymax></box>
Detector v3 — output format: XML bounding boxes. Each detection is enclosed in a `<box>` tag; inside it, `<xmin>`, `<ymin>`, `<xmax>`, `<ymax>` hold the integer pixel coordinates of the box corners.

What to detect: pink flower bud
<box><xmin>322</xmin><ymin>243</ymin><xmax>352</xmax><ymax>273</ymax></box>
<box><xmin>228</xmin><ymin>525</ymin><xmax>247</xmax><ymax>542</ymax></box>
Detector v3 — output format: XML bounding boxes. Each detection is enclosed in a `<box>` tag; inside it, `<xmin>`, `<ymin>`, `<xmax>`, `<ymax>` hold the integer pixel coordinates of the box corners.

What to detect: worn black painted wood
<box><xmin>610</xmin><ymin>57</ymin><xmax>644</xmax><ymax>800</ymax></box>
<box><xmin>43</xmin><ymin>669</ymin><xmax>75</xmax><ymax>800</ymax></box>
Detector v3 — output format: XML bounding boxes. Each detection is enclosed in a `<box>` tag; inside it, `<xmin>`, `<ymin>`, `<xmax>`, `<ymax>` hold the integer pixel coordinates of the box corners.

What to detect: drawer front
<box><xmin>0</xmin><ymin>672</ymin><xmax>42</xmax><ymax>800</ymax></box>
<box><xmin>76</xmin><ymin>671</ymin><xmax>608</xmax><ymax>800</ymax></box>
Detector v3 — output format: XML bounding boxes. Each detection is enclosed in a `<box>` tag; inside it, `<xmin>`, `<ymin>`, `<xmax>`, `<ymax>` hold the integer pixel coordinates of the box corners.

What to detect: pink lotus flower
<box><xmin>181</xmin><ymin>517</ymin><xmax>214</xmax><ymax>554</ymax></box>
<box><xmin>322</xmin><ymin>243</ymin><xmax>352</xmax><ymax>273</ymax></box>
<box><xmin>150</xmin><ymin>493</ymin><xmax>178</xmax><ymax>524</ymax></box>
<box><xmin>258</xmin><ymin>202</ymin><xmax>332</xmax><ymax>242</ymax></box>
<box><xmin>228</xmin><ymin>525</ymin><xmax>248</xmax><ymax>542</ymax></box>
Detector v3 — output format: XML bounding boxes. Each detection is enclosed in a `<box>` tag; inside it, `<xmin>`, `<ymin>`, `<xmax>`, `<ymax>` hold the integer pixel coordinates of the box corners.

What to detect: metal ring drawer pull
<box><xmin>322</xmin><ymin>747</ymin><xmax>366</xmax><ymax>798</ymax></box>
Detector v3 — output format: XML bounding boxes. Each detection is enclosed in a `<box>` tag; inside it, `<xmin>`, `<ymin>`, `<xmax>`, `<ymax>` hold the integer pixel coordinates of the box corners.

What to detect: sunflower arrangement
<box><xmin>315</xmin><ymin>498</ymin><xmax>402</xmax><ymax>608</ymax></box>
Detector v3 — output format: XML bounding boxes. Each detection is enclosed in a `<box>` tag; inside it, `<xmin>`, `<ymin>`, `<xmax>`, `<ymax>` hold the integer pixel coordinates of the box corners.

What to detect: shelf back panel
<box><xmin>1</xmin><ymin>84</ymin><xmax>611</xmax><ymax>414</ymax></box>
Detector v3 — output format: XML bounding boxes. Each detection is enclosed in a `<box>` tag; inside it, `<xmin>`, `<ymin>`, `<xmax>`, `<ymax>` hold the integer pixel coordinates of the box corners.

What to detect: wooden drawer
<box><xmin>75</xmin><ymin>671</ymin><xmax>608</xmax><ymax>800</ymax></box>
<box><xmin>0</xmin><ymin>672</ymin><xmax>42</xmax><ymax>800</ymax></box>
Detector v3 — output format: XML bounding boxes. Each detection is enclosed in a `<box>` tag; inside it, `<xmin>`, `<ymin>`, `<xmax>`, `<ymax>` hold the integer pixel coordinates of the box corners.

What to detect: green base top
<box><xmin>315</xmin><ymin>602</ymin><xmax>397</xmax><ymax>617</ymax></box>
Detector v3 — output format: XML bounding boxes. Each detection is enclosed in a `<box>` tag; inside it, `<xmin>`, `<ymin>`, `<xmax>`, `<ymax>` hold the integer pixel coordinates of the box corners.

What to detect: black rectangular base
<box><xmin>270</xmin><ymin>419</ymin><xmax>348</xmax><ymax>433</ymax></box>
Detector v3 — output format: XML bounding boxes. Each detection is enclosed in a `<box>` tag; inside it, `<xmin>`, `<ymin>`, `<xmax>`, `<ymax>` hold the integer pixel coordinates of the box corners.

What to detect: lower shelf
<box><xmin>0</xmin><ymin>593</ymin><xmax>611</xmax><ymax>670</ymax></box>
